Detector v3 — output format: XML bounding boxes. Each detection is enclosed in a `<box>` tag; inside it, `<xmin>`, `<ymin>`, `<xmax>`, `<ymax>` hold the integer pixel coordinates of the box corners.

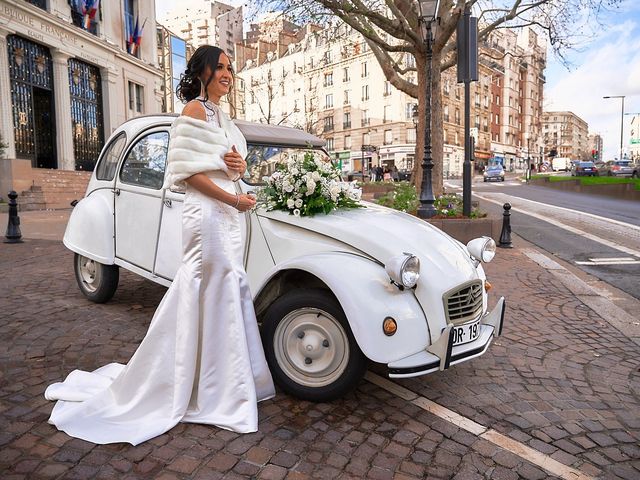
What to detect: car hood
<box><xmin>257</xmin><ymin>202</ymin><xmax>479</xmax><ymax>283</ymax></box>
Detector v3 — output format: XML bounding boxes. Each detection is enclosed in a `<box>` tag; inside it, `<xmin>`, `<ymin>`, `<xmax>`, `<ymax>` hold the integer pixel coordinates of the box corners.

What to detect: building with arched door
<box><xmin>0</xmin><ymin>0</ymin><xmax>163</xmax><ymax>202</ymax></box>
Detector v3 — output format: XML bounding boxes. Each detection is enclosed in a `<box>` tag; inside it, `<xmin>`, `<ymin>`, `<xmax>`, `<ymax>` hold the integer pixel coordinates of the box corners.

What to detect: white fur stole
<box><xmin>163</xmin><ymin>115</ymin><xmax>245</xmax><ymax>190</ymax></box>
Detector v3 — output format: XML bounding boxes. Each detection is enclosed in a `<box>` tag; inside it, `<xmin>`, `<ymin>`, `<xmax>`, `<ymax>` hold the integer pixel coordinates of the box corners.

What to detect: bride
<box><xmin>44</xmin><ymin>45</ymin><xmax>276</xmax><ymax>445</ymax></box>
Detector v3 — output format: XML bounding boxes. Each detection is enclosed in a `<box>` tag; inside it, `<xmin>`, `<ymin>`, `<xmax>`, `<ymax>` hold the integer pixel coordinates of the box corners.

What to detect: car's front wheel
<box><xmin>74</xmin><ymin>253</ymin><xmax>119</xmax><ymax>303</ymax></box>
<box><xmin>261</xmin><ymin>289</ymin><xmax>368</xmax><ymax>402</ymax></box>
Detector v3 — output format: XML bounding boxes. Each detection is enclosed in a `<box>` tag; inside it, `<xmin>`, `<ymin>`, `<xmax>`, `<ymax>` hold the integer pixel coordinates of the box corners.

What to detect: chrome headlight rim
<box><xmin>385</xmin><ymin>252</ymin><xmax>421</xmax><ymax>289</ymax></box>
<box><xmin>466</xmin><ymin>236</ymin><xmax>496</xmax><ymax>264</ymax></box>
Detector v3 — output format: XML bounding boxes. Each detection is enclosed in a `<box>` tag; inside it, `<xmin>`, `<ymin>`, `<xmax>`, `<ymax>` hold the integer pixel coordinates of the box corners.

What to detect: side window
<box><xmin>96</xmin><ymin>133</ymin><xmax>126</xmax><ymax>181</ymax></box>
<box><xmin>120</xmin><ymin>131</ymin><xmax>169</xmax><ymax>189</ymax></box>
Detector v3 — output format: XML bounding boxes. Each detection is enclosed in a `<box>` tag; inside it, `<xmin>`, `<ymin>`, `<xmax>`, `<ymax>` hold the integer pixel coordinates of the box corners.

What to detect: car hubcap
<box><xmin>274</xmin><ymin>308</ymin><xmax>349</xmax><ymax>387</ymax></box>
<box><xmin>78</xmin><ymin>255</ymin><xmax>100</xmax><ymax>293</ymax></box>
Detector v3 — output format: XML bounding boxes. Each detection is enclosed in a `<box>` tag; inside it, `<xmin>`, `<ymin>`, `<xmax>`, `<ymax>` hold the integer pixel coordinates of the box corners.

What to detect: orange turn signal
<box><xmin>485</xmin><ymin>281</ymin><xmax>492</xmax><ymax>291</ymax></box>
<box><xmin>383</xmin><ymin>317</ymin><xmax>397</xmax><ymax>336</ymax></box>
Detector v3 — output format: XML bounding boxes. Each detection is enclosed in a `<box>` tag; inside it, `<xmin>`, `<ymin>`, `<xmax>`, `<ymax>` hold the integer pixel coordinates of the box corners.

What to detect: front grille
<box><xmin>444</xmin><ymin>281</ymin><xmax>483</xmax><ymax>325</ymax></box>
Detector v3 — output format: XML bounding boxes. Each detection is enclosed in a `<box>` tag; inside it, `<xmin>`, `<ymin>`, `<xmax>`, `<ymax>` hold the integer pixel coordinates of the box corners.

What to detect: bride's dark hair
<box><xmin>176</xmin><ymin>45</ymin><xmax>231</xmax><ymax>104</ymax></box>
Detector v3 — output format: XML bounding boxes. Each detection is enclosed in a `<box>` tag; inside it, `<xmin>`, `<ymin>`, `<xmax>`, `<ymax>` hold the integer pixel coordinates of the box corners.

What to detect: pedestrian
<box><xmin>44</xmin><ymin>45</ymin><xmax>275</xmax><ymax>445</ymax></box>
<box><xmin>383</xmin><ymin>166</ymin><xmax>391</xmax><ymax>181</ymax></box>
<box><xmin>392</xmin><ymin>165</ymin><xmax>399</xmax><ymax>182</ymax></box>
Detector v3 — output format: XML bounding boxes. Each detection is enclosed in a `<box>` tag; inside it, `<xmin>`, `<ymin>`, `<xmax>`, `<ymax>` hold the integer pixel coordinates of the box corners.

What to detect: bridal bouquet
<box><xmin>258</xmin><ymin>152</ymin><xmax>363</xmax><ymax>217</ymax></box>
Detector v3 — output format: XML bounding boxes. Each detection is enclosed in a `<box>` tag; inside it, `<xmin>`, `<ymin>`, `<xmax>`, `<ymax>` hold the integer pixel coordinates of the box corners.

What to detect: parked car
<box><xmin>483</xmin><ymin>164</ymin><xmax>505</xmax><ymax>182</ymax></box>
<box><xmin>64</xmin><ymin>114</ymin><xmax>505</xmax><ymax>402</ymax></box>
<box><xmin>570</xmin><ymin>161</ymin><xmax>597</xmax><ymax>177</ymax></box>
<box><xmin>597</xmin><ymin>160</ymin><xmax>635</xmax><ymax>177</ymax></box>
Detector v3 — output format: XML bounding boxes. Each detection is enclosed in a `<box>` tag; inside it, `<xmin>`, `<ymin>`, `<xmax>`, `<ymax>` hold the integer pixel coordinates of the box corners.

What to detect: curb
<box><xmin>521</xmin><ymin>248</ymin><xmax>640</xmax><ymax>347</ymax></box>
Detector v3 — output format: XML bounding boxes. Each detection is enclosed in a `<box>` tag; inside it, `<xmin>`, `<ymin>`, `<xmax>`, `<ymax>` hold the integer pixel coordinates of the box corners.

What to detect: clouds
<box><xmin>545</xmin><ymin>7</ymin><xmax>640</xmax><ymax>159</ymax></box>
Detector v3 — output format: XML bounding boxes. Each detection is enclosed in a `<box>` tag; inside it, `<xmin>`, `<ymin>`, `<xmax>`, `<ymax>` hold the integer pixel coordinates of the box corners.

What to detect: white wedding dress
<box><xmin>45</xmin><ymin>100</ymin><xmax>276</xmax><ymax>445</ymax></box>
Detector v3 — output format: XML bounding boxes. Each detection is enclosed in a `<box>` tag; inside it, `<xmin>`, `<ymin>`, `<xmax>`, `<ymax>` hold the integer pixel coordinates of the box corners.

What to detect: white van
<box><xmin>552</xmin><ymin>157</ymin><xmax>572</xmax><ymax>172</ymax></box>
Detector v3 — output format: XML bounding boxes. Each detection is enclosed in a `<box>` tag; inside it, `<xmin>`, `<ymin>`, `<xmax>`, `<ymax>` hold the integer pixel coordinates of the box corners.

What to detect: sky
<box><xmin>156</xmin><ymin>0</ymin><xmax>640</xmax><ymax>160</ymax></box>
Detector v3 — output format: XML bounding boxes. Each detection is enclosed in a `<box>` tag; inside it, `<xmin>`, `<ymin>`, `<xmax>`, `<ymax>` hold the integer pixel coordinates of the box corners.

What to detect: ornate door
<box><xmin>8</xmin><ymin>35</ymin><xmax>57</xmax><ymax>169</ymax></box>
<box><xmin>68</xmin><ymin>58</ymin><xmax>104</xmax><ymax>171</ymax></box>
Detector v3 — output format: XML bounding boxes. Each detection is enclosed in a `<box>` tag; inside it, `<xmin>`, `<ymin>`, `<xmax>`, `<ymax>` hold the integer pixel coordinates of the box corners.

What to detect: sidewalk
<box><xmin>0</xmin><ymin>211</ymin><xmax>639</xmax><ymax>479</ymax></box>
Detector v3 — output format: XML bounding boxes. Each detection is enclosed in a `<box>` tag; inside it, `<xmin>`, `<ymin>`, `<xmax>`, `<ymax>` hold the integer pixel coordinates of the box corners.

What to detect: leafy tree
<box><xmin>251</xmin><ymin>0</ymin><xmax>621</xmax><ymax>195</ymax></box>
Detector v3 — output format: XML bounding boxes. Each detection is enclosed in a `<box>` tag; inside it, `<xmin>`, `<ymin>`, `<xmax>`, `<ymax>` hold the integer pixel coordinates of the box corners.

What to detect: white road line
<box><xmin>475</xmin><ymin>193</ymin><xmax>640</xmax><ymax>258</ymax></box>
<box><xmin>576</xmin><ymin>260</ymin><xmax>640</xmax><ymax>266</ymax></box>
<box><xmin>365</xmin><ymin>372</ymin><xmax>597</xmax><ymax>480</ymax></box>
<box><xmin>476</xmin><ymin>190</ymin><xmax>640</xmax><ymax>233</ymax></box>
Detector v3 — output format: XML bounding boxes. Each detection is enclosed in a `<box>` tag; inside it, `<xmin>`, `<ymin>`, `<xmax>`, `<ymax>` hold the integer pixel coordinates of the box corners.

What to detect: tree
<box><xmin>251</xmin><ymin>0</ymin><xmax>621</xmax><ymax>196</ymax></box>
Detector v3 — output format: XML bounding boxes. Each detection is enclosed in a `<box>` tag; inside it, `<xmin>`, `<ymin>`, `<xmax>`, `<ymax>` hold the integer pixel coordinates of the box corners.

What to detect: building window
<box><xmin>361</xmin><ymin>109</ymin><xmax>370</xmax><ymax>126</ymax></box>
<box><xmin>496</xmin><ymin>114</ymin><xmax>500</xmax><ymax>124</ymax></box>
<box><xmin>324</xmin><ymin>115</ymin><xmax>334</xmax><ymax>132</ymax></box>
<box><xmin>475</xmin><ymin>92</ymin><xmax>480</xmax><ymax>107</ymax></box>
<box><xmin>27</xmin><ymin>0</ymin><xmax>46</xmax><ymax>9</ymax></box>
<box><xmin>325</xmin><ymin>50</ymin><xmax>332</xmax><ymax>63</ymax></box>
<box><xmin>455</xmin><ymin>108</ymin><xmax>460</xmax><ymax>125</ymax></box>
<box><xmin>343</xmin><ymin>67</ymin><xmax>350</xmax><ymax>82</ymax></box>
<box><xmin>405</xmin><ymin>103</ymin><xmax>417</xmax><ymax>120</ymax></box>
<box><xmin>70</xmin><ymin>1</ymin><xmax>99</xmax><ymax>35</ymax></box>
<box><xmin>326</xmin><ymin>137</ymin><xmax>334</xmax><ymax>150</ymax></box>
<box><xmin>444</xmin><ymin>105</ymin><xmax>450</xmax><ymax>122</ymax></box>
<box><xmin>384</xmin><ymin>105</ymin><xmax>391</xmax><ymax>123</ymax></box>
<box><xmin>384</xmin><ymin>129</ymin><xmax>392</xmax><ymax>145</ymax></box>
<box><xmin>344</xmin><ymin>90</ymin><xmax>350</xmax><ymax>105</ymax></box>
<box><xmin>124</xmin><ymin>0</ymin><xmax>140</xmax><ymax>56</ymax></box>
<box><xmin>405</xmin><ymin>53</ymin><xmax>416</xmax><ymax>68</ymax></box>
<box><xmin>496</xmin><ymin>95</ymin><xmax>500</xmax><ymax>105</ymax></box>
<box><xmin>361</xmin><ymin>61</ymin><xmax>368</xmax><ymax>78</ymax></box>
<box><xmin>325</xmin><ymin>93</ymin><xmax>333</xmax><ymax>109</ymax></box>
<box><xmin>324</xmin><ymin>71</ymin><xmax>333</xmax><ymax>87</ymax></box>
<box><xmin>383</xmin><ymin>81</ymin><xmax>392</xmax><ymax>96</ymax></box>
<box><xmin>407</xmin><ymin>128</ymin><xmax>416</xmax><ymax>143</ymax></box>
<box><xmin>362</xmin><ymin>84</ymin><xmax>369</xmax><ymax>101</ymax></box>
<box><xmin>345</xmin><ymin>135</ymin><xmax>352</xmax><ymax>149</ymax></box>
<box><xmin>343</xmin><ymin>112</ymin><xmax>351</xmax><ymax>129</ymax></box>
<box><xmin>128</xmin><ymin>81</ymin><xmax>144</xmax><ymax>114</ymax></box>
<box><xmin>475</xmin><ymin>114</ymin><xmax>480</xmax><ymax>129</ymax></box>
<box><xmin>443</xmin><ymin>80</ymin><xmax>450</xmax><ymax>95</ymax></box>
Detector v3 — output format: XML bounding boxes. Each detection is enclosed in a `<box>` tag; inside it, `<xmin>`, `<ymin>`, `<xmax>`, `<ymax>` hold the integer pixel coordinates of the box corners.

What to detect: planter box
<box><xmin>530</xmin><ymin>177</ymin><xmax>640</xmax><ymax>201</ymax></box>
<box><xmin>427</xmin><ymin>217</ymin><xmax>502</xmax><ymax>244</ymax></box>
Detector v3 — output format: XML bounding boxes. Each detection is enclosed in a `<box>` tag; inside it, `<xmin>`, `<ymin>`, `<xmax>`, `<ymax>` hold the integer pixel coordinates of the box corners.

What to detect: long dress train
<box><xmin>45</xmin><ymin>169</ymin><xmax>276</xmax><ymax>445</ymax></box>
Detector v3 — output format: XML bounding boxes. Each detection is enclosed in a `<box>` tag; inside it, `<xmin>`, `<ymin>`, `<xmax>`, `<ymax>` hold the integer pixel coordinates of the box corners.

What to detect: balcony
<box><xmin>343</xmin><ymin>122</ymin><xmax>352</xmax><ymax>129</ymax></box>
<box><xmin>361</xmin><ymin>118</ymin><xmax>370</xmax><ymax>127</ymax></box>
<box><xmin>324</xmin><ymin>124</ymin><xmax>334</xmax><ymax>133</ymax></box>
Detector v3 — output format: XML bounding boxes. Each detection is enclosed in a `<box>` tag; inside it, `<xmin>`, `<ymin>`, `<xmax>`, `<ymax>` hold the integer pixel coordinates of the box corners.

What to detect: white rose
<box><xmin>294</xmin><ymin>199</ymin><xmax>303</xmax><ymax>208</ymax></box>
<box><xmin>312</xmin><ymin>171</ymin><xmax>321</xmax><ymax>181</ymax></box>
<box><xmin>284</xmin><ymin>184</ymin><xmax>294</xmax><ymax>193</ymax></box>
<box><xmin>287</xmin><ymin>198</ymin><xmax>295</xmax><ymax>209</ymax></box>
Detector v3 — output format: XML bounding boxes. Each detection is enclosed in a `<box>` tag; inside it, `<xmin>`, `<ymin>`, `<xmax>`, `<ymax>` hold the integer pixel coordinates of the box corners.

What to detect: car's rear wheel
<box><xmin>261</xmin><ymin>289</ymin><xmax>368</xmax><ymax>402</ymax></box>
<box><xmin>74</xmin><ymin>253</ymin><xmax>119</xmax><ymax>303</ymax></box>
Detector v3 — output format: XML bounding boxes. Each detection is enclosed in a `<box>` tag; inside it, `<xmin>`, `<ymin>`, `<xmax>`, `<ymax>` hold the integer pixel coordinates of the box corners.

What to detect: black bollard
<box><xmin>498</xmin><ymin>202</ymin><xmax>513</xmax><ymax>248</ymax></box>
<box><xmin>4</xmin><ymin>191</ymin><xmax>23</xmax><ymax>244</ymax></box>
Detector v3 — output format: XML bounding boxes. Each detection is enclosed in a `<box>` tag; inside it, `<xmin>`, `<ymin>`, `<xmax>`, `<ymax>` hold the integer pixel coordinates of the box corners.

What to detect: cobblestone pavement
<box><xmin>1</xmin><ymin>237</ymin><xmax>638</xmax><ymax>479</ymax></box>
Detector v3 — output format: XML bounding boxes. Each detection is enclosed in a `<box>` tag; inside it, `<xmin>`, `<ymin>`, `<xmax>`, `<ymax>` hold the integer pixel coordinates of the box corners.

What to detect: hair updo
<box><xmin>176</xmin><ymin>45</ymin><xmax>230</xmax><ymax>103</ymax></box>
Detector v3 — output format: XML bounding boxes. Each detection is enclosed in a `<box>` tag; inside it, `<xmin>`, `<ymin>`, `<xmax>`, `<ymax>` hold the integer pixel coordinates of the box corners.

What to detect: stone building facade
<box><xmin>542</xmin><ymin>111</ymin><xmax>589</xmax><ymax>161</ymax></box>
<box><xmin>0</xmin><ymin>0</ymin><xmax>163</xmax><ymax>197</ymax></box>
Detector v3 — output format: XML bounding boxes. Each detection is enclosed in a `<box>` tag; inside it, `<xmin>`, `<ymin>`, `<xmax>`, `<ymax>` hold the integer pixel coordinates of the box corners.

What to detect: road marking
<box><xmin>576</xmin><ymin>258</ymin><xmax>640</xmax><ymax>266</ymax></box>
<box><xmin>474</xmin><ymin>193</ymin><xmax>640</xmax><ymax>258</ymax></box>
<box><xmin>365</xmin><ymin>372</ymin><xmax>597</xmax><ymax>480</ymax></box>
<box><xmin>475</xmin><ymin>190</ymin><xmax>640</xmax><ymax>233</ymax></box>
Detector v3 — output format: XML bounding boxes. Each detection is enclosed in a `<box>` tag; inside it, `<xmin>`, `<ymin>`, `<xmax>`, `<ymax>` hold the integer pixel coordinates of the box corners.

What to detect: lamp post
<box><xmin>603</xmin><ymin>95</ymin><xmax>625</xmax><ymax>160</ymax></box>
<box><xmin>416</xmin><ymin>0</ymin><xmax>440</xmax><ymax>219</ymax></box>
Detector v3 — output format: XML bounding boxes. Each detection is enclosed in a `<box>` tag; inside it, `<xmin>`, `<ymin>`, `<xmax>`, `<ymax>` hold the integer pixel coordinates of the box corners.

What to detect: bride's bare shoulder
<box><xmin>182</xmin><ymin>100</ymin><xmax>206</xmax><ymax>121</ymax></box>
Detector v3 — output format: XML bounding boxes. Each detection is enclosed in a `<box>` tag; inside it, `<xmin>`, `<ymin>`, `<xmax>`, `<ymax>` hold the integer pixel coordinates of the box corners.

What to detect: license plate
<box><xmin>452</xmin><ymin>320</ymin><xmax>480</xmax><ymax>346</ymax></box>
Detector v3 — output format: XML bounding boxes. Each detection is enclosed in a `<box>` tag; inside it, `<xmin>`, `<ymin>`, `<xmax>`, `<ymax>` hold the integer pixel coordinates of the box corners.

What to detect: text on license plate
<box><xmin>452</xmin><ymin>320</ymin><xmax>480</xmax><ymax>346</ymax></box>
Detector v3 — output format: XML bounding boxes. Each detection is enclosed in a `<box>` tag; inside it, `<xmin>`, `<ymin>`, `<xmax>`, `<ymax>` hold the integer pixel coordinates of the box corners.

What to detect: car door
<box><xmin>115</xmin><ymin>129</ymin><xmax>169</xmax><ymax>272</ymax></box>
<box><xmin>153</xmin><ymin>188</ymin><xmax>184</xmax><ymax>280</ymax></box>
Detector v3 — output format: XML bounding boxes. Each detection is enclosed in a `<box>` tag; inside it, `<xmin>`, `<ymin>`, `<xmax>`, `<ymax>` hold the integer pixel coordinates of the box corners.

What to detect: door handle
<box><xmin>163</xmin><ymin>199</ymin><xmax>172</xmax><ymax>208</ymax></box>
<box><xmin>112</xmin><ymin>188</ymin><xmax>120</xmax><ymax>196</ymax></box>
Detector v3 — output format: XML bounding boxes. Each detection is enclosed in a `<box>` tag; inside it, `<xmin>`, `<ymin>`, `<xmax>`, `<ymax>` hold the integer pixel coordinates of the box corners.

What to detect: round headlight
<box><xmin>385</xmin><ymin>253</ymin><xmax>421</xmax><ymax>289</ymax></box>
<box><xmin>466</xmin><ymin>236</ymin><xmax>496</xmax><ymax>263</ymax></box>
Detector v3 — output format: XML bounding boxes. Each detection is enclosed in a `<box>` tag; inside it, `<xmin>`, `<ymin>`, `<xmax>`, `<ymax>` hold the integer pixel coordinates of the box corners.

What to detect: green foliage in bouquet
<box><xmin>375</xmin><ymin>181</ymin><xmax>419</xmax><ymax>213</ymax></box>
<box><xmin>259</xmin><ymin>152</ymin><xmax>364</xmax><ymax>217</ymax></box>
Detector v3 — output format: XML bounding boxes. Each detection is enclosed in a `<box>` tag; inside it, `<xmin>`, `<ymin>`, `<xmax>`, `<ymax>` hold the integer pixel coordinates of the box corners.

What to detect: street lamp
<box><xmin>416</xmin><ymin>0</ymin><xmax>440</xmax><ymax>219</ymax></box>
<box><xmin>603</xmin><ymin>95</ymin><xmax>625</xmax><ymax>160</ymax></box>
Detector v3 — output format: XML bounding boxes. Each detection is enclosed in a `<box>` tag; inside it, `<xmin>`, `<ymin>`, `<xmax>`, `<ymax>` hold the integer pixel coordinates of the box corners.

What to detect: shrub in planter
<box><xmin>375</xmin><ymin>181</ymin><xmax>419</xmax><ymax>213</ymax></box>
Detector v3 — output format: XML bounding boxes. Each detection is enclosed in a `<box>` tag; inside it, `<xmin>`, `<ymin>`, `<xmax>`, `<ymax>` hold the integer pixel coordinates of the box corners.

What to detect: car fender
<box><xmin>63</xmin><ymin>189</ymin><xmax>114</xmax><ymax>265</ymax></box>
<box><xmin>257</xmin><ymin>252</ymin><xmax>431</xmax><ymax>364</ymax></box>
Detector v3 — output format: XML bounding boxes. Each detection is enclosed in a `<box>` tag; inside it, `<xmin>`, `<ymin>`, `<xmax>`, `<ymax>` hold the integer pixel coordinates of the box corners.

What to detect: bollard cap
<box><xmin>8</xmin><ymin>191</ymin><xmax>17</xmax><ymax>199</ymax></box>
<box><xmin>502</xmin><ymin>202</ymin><xmax>511</xmax><ymax>210</ymax></box>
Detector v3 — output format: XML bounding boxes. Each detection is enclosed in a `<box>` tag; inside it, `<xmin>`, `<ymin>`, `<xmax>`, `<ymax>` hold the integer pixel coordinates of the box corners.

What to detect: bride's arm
<box><xmin>180</xmin><ymin>102</ymin><xmax>254</xmax><ymax>211</ymax></box>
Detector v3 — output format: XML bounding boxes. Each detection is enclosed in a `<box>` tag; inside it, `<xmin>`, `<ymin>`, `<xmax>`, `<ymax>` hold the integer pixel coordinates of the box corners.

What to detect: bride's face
<box><xmin>202</xmin><ymin>53</ymin><xmax>233</xmax><ymax>103</ymax></box>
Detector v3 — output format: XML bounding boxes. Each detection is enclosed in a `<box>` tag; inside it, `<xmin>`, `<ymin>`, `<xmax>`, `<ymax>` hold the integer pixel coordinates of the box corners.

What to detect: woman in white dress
<box><xmin>44</xmin><ymin>46</ymin><xmax>276</xmax><ymax>445</ymax></box>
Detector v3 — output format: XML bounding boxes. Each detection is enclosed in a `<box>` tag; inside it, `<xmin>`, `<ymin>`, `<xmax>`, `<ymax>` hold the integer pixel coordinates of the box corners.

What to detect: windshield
<box><xmin>487</xmin><ymin>165</ymin><xmax>502</xmax><ymax>171</ymax></box>
<box><xmin>244</xmin><ymin>145</ymin><xmax>333</xmax><ymax>185</ymax></box>
<box><xmin>615</xmin><ymin>161</ymin><xmax>630</xmax><ymax>166</ymax></box>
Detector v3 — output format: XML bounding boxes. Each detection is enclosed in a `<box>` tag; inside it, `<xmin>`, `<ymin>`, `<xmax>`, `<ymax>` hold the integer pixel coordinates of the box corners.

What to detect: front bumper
<box><xmin>387</xmin><ymin>297</ymin><xmax>505</xmax><ymax>378</ymax></box>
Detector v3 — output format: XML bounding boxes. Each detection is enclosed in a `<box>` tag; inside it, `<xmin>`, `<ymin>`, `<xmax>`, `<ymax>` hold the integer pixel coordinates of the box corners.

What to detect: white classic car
<box><xmin>64</xmin><ymin>114</ymin><xmax>505</xmax><ymax>402</ymax></box>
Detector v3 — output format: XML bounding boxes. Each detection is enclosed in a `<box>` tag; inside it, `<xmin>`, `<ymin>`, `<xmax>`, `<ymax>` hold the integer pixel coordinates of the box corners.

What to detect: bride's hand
<box><xmin>224</xmin><ymin>145</ymin><xmax>247</xmax><ymax>176</ymax></box>
<box><xmin>234</xmin><ymin>194</ymin><xmax>256</xmax><ymax>212</ymax></box>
